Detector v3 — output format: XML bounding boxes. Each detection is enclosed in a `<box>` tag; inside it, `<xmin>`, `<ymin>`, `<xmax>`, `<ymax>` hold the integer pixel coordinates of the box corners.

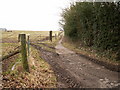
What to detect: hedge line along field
<box><xmin>60</xmin><ymin>2</ymin><xmax>120</xmax><ymax>62</ymax></box>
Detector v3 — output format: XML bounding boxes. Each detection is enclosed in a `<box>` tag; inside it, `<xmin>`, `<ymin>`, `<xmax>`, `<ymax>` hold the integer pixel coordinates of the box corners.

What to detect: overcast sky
<box><xmin>1</xmin><ymin>0</ymin><xmax>118</xmax><ymax>31</ymax></box>
<box><xmin>0</xmin><ymin>0</ymin><xmax>77</xmax><ymax>31</ymax></box>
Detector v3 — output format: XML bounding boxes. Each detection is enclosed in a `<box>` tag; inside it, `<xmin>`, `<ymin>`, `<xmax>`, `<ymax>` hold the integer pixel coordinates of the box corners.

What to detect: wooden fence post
<box><xmin>20</xmin><ymin>34</ymin><xmax>29</xmax><ymax>72</ymax></box>
<box><xmin>27</xmin><ymin>35</ymin><xmax>30</xmax><ymax>56</ymax></box>
<box><xmin>18</xmin><ymin>34</ymin><xmax>20</xmax><ymax>42</ymax></box>
<box><xmin>55</xmin><ymin>34</ymin><xmax>57</xmax><ymax>40</ymax></box>
<box><xmin>49</xmin><ymin>31</ymin><xmax>52</xmax><ymax>42</ymax></box>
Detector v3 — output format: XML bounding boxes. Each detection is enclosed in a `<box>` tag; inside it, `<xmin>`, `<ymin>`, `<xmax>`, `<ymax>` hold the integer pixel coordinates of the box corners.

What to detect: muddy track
<box><xmin>31</xmin><ymin>37</ymin><xmax>119</xmax><ymax>88</ymax></box>
<box><xmin>31</xmin><ymin>44</ymin><xmax>82</xmax><ymax>88</ymax></box>
<box><xmin>76</xmin><ymin>52</ymin><xmax>120</xmax><ymax>72</ymax></box>
<box><xmin>37</xmin><ymin>43</ymin><xmax>55</xmax><ymax>49</ymax></box>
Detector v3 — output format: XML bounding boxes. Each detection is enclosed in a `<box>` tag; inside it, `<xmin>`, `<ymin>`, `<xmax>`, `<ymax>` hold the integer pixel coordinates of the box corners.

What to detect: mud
<box><xmin>76</xmin><ymin>52</ymin><xmax>120</xmax><ymax>72</ymax></box>
<box><xmin>31</xmin><ymin>44</ymin><xmax>82</xmax><ymax>88</ymax></box>
<box><xmin>31</xmin><ymin>38</ymin><xmax>120</xmax><ymax>88</ymax></box>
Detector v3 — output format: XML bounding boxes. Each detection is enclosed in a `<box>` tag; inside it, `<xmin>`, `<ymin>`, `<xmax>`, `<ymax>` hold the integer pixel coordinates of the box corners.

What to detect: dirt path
<box><xmin>32</xmin><ymin>38</ymin><xmax>119</xmax><ymax>88</ymax></box>
<box><xmin>55</xmin><ymin>38</ymin><xmax>74</xmax><ymax>54</ymax></box>
<box><xmin>55</xmin><ymin>38</ymin><xmax>120</xmax><ymax>88</ymax></box>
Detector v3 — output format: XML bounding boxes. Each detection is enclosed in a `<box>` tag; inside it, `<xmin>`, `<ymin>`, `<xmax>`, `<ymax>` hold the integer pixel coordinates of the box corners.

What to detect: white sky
<box><xmin>0</xmin><ymin>0</ymin><xmax>76</xmax><ymax>31</ymax></box>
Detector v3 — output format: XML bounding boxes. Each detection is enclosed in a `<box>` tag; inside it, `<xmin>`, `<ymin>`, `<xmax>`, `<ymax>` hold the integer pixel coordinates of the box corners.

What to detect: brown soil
<box><xmin>32</xmin><ymin>38</ymin><xmax>120</xmax><ymax>88</ymax></box>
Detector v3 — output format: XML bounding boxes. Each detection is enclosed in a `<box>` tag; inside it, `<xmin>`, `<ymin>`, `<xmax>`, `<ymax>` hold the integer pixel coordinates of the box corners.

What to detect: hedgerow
<box><xmin>61</xmin><ymin>2</ymin><xmax>120</xmax><ymax>61</ymax></box>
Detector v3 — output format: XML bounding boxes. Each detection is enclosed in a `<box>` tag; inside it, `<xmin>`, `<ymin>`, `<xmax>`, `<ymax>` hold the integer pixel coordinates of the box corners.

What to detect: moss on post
<box><xmin>20</xmin><ymin>34</ymin><xmax>29</xmax><ymax>72</ymax></box>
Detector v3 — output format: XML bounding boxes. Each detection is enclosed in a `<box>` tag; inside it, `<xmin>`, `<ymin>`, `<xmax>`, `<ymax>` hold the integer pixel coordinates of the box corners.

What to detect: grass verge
<box><xmin>3</xmin><ymin>46</ymin><xmax>57</xmax><ymax>88</ymax></box>
<box><xmin>62</xmin><ymin>37</ymin><xmax>120</xmax><ymax>66</ymax></box>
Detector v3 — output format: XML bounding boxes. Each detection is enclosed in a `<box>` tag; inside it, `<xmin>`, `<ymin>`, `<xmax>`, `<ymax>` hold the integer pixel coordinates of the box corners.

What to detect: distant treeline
<box><xmin>61</xmin><ymin>2</ymin><xmax>120</xmax><ymax>60</ymax></box>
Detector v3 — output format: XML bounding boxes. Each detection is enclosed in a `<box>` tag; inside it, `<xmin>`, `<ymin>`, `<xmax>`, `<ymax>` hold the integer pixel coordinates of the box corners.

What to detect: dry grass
<box><xmin>2</xmin><ymin>30</ymin><xmax>58</xmax><ymax>88</ymax></box>
<box><xmin>2</xmin><ymin>43</ymin><xmax>20</xmax><ymax>57</ymax></box>
<box><xmin>62</xmin><ymin>38</ymin><xmax>120</xmax><ymax>65</ymax></box>
<box><xmin>2</xmin><ymin>31</ymin><xmax>60</xmax><ymax>40</ymax></box>
<box><xmin>3</xmin><ymin>46</ymin><xmax>57</xmax><ymax>88</ymax></box>
<box><xmin>2</xmin><ymin>30</ymin><xmax>60</xmax><ymax>58</ymax></box>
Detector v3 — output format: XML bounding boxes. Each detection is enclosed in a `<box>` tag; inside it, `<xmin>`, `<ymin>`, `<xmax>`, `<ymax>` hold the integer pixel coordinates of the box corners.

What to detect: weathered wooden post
<box><xmin>20</xmin><ymin>34</ymin><xmax>29</xmax><ymax>72</ymax></box>
<box><xmin>49</xmin><ymin>31</ymin><xmax>52</xmax><ymax>42</ymax></box>
<box><xmin>18</xmin><ymin>34</ymin><xmax>20</xmax><ymax>42</ymax></box>
<box><xmin>55</xmin><ymin>34</ymin><xmax>57</xmax><ymax>40</ymax></box>
<box><xmin>27</xmin><ymin>35</ymin><xmax>30</xmax><ymax>56</ymax></box>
